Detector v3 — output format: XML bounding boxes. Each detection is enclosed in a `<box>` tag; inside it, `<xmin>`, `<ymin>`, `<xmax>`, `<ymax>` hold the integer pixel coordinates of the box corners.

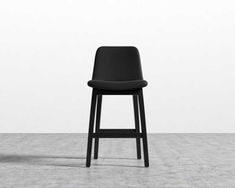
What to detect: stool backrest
<box><xmin>92</xmin><ymin>46</ymin><xmax>143</xmax><ymax>81</ymax></box>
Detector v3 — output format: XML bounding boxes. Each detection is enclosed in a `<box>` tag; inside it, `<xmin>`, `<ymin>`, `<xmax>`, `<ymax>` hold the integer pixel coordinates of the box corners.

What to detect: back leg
<box><xmin>94</xmin><ymin>95</ymin><xmax>102</xmax><ymax>159</ymax></box>
<box><xmin>133</xmin><ymin>95</ymin><xmax>141</xmax><ymax>159</ymax></box>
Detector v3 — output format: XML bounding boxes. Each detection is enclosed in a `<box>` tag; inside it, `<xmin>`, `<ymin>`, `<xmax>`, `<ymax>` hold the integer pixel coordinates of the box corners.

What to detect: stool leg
<box><xmin>86</xmin><ymin>89</ymin><xmax>97</xmax><ymax>167</ymax></box>
<box><xmin>94</xmin><ymin>95</ymin><xmax>102</xmax><ymax>159</ymax></box>
<box><xmin>133</xmin><ymin>95</ymin><xmax>141</xmax><ymax>159</ymax></box>
<box><xmin>138</xmin><ymin>89</ymin><xmax>149</xmax><ymax>167</ymax></box>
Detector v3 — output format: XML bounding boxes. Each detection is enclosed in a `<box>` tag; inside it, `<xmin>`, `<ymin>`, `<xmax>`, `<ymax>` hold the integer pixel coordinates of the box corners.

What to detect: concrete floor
<box><xmin>0</xmin><ymin>134</ymin><xmax>234</xmax><ymax>187</ymax></box>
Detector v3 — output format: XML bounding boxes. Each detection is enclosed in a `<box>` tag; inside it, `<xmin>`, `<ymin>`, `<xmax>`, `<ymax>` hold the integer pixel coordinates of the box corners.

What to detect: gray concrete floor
<box><xmin>0</xmin><ymin>134</ymin><xmax>234</xmax><ymax>187</ymax></box>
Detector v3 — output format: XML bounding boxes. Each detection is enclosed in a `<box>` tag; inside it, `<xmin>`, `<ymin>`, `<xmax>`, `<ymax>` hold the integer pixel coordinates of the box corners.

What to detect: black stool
<box><xmin>86</xmin><ymin>46</ymin><xmax>149</xmax><ymax>167</ymax></box>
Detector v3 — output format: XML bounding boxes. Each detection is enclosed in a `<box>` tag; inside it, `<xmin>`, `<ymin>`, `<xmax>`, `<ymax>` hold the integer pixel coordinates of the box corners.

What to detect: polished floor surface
<box><xmin>0</xmin><ymin>134</ymin><xmax>234</xmax><ymax>187</ymax></box>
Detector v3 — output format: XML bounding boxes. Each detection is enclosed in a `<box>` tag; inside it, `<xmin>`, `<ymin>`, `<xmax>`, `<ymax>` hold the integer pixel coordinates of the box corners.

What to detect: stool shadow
<box><xmin>93</xmin><ymin>156</ymin><xmax>146</xmax><ymax>168</ymax></box>
<box><xmin>0</xmin><ymin>154</ymin><xmax>146</xmax><ymax>168</ymax></box>
<box><xmin>93</xmin><ymin>163</ymin><xmax>146</xmax><ymax>168</ymax></box>
<box><xmin>99</xmin><ymin>157</ymin><xmax>138</xmax><ymax>160</ymax></box>
<box><xmin>0</xmin><ymin>153</ymin><xmax>86</xmax><ymax>168</ymax></box>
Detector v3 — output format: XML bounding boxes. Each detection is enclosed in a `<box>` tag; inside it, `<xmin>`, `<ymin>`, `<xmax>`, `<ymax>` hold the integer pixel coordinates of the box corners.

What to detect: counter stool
<box><xmin>86</xmin><ymin>46</ymin><xmax>149</xmax><ymax>167</ymax></box>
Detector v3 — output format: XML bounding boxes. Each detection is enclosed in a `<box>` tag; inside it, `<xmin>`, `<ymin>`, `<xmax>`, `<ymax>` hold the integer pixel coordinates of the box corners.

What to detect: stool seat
<box><xmin>87</xmin><ymin>80</ymin><xmax>148</xmax><ymax>91</ymax></box>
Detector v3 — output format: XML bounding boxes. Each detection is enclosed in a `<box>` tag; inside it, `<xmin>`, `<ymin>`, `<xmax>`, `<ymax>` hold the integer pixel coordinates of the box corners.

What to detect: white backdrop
<box><xmin>0</xmin><ymin>0</ymin><xmax>235</xmax><ymax>133</ymax></box>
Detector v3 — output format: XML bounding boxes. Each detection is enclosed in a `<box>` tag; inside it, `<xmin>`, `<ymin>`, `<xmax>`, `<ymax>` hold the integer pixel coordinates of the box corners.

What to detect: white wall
<box><xmin>0</xmin><ymin>0</ymin><xmax>235</xmax><ymax>133</ymax></box>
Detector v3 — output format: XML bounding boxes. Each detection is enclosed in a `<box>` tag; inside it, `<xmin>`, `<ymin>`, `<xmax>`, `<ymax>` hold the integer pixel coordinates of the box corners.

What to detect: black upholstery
<box><xmin>88</xmin><ymin>46</ymin><xmax>148</xmax><ymax>91</ymax></box>
<box><xmin>86</xmin><ymin>46</ymin><xmax>149</xmax><ymax>167</ymax></box>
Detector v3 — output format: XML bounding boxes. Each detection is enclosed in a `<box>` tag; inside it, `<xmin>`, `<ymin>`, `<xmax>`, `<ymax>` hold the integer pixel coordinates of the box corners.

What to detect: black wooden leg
<box><xmin>138</xmin><ymin>89</ymin><xmax>149</xmax><ymax>167</ymax></box>
<box><xmin>133</xmin><ymin>95</ymin><xmax>141</xmax><ymax>159</ymax></box>
<box><xmin>94</xmin><ymin>95</ymin><xmax>102</xmax><ymax>159</ymax></box>
<box><xmin>86</xmin><ymin>89</ymin><xmax>97</xmax><ymax>167</ymax></box>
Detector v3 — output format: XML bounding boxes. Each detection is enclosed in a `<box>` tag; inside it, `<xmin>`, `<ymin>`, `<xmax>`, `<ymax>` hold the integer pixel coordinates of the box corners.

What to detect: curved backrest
<box><xmin>92</xmin><ymin>46</ymin><xmax>143</xmax><ymax>81</ymax></box>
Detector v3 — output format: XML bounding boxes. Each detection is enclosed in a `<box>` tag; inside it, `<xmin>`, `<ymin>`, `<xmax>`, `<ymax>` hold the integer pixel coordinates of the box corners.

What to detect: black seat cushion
<box><xmin>88</xmin><ymin>80</ymin><xmax>148</xmax><ymax>91</ymax></box>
